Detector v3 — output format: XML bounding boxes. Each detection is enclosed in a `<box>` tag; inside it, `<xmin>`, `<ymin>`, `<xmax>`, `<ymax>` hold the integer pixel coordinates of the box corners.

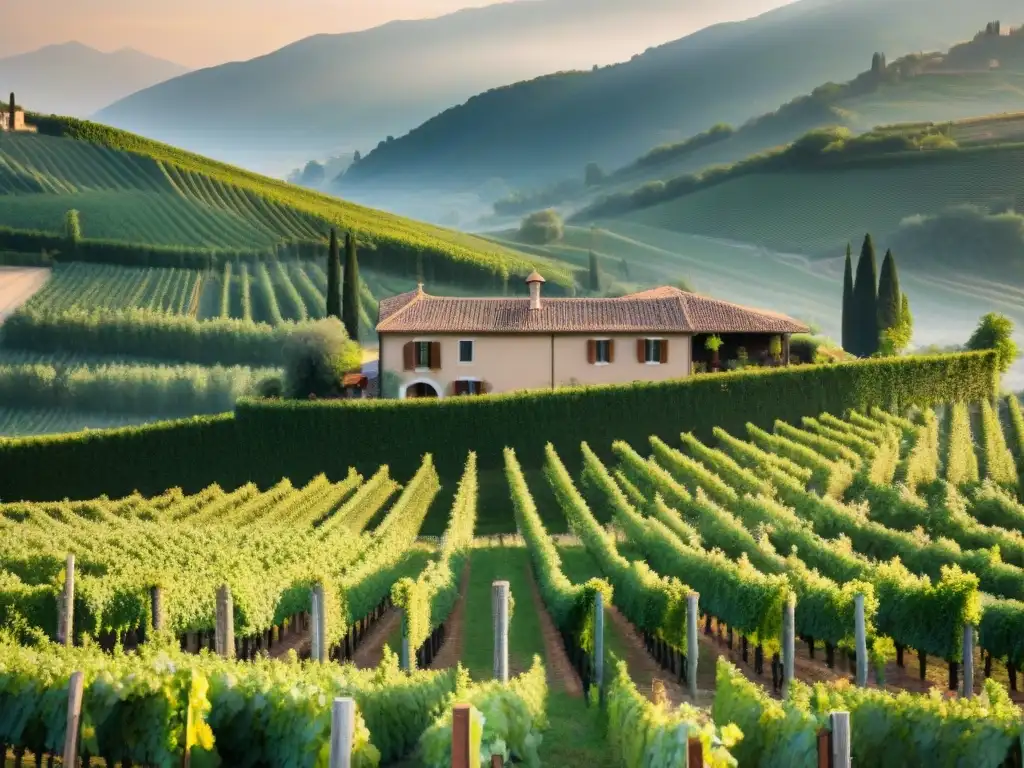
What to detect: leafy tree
<box><xmin>326</xmin><ymin>228</ymin><xmax>341</xmax><ymax>319</ymax></box>
<box><xmin>587</xmin><ymin>250</ymin><xmax>602</xmax><ymax>292</ymax></box>
<box><xmin>852</xmin><ymin>233</ymin><xmax>879</xmax><ymax>356</ymax></box>
<box><xmin>64</xmin><ymin>209</ymin><xmax>82</xmax><ymax>242</ymax></box>
<box><xmin>284</xmin><ymin>318</ymin><xmax>361</xmax><ymax>399</ymax></box>
<box><xmin>841</xmin><ymin>243</ymin><xmax>855</xmax><ymax>353</ymax></box>
<box><xmin>342</xmin><ymin>232</ymin><xmax>361</xmax><ymax>342</ymax></box>
<box><xmin>584</xmin><ymin>162</ymin><xmax>605</xmax><ymax>186</ymax></box>
<box><xmin>518</xmin><ymin>209</ymin><xmax>564</xmax><ymax>244</ymax></box>
<box><xmin>879</xmin><ymin>293</ymin><xmax>913</xmax><ymax>356</ymax></box>
<box><xmin>876</xmin><ymin>248</ymin><xmax>902</xmax><ymax>336</ymax></box>
<box><xmin>967</xmin><ymin>313</ymin><xmax>1019</xmax><ymax>374</ymax></box>
<box><xmin>352</xmin><ymin>150</ymin><xmax>362</xmax><ymax>163</ymax></box>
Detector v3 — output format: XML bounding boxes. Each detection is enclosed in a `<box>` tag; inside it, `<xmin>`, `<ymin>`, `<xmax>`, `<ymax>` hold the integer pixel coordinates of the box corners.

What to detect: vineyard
<box><xmin>3</xmin><ymin>395</ymin><xmax>1024</xmax><ymax>766</ymax></box>
<box><xmin>0</xmin><ymin>127</ymin><xmax>572</xmax><ymax>289</ymax></box>
<box><xmin>622</xmin><ymin>144</ymin><xmax>1024</xmax><ymax>255</ymax></box>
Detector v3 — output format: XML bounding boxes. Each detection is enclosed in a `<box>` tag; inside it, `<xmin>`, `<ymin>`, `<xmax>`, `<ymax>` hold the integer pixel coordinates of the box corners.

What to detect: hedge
<box><xmin>0</xmin><ymin>352</ymin><xmax>997</xmax><ymax>502</ymax></box>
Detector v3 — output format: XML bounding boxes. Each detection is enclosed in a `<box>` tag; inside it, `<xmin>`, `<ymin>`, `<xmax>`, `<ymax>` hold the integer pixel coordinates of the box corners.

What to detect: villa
<box><xmin>376</xmin><ymin>272</ymin><xmax>808</xmax><ymax>399</ymax></box>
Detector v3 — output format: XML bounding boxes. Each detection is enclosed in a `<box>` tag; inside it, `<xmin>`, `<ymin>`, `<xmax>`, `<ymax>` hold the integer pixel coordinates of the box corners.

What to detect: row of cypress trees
<box><xmin>326</xmin><ymin>228</ymin><xmax>361</xmax><ymax>341</ymax></box>
<box><xmin>841</xmin><ymin>234</ymin><xmax>908</xmax><ymax>357</ymax></box>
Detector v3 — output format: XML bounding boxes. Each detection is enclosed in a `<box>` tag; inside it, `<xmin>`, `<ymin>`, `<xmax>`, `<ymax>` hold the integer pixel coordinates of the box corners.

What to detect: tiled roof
<box><xmin>376</xmin><ymin>285</ymin><xmax>808</xmax><ymax>334</ymax></box>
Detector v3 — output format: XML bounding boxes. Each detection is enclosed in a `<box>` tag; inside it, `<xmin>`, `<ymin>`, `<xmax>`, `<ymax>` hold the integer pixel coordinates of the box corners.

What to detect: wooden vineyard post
<box><xmin>493</xmin><ymin>581</ymin><xmax>509</xmax><ymax>684</ymax></box>
<box><xmin>151</xmin><ymin>585</ymin><xmax>165</xmax><ymax>633</ymax></box>
<box><xmin>310</xmin><ymin>584</ymin><xmax>330</xmax><ymax>664</ymax></box>
<box><xmin>686</xmin><ymin>592</ymin><xmax>699</xmax><ymax>700</ymax></box>
<box><xmin>783</xmin><ymin>594</ymin><xmax>795</xmax><ymax>691</ymax></box>
<box><xmin>62</xmin><ymin>671</ymin><xmax>84</xmax><ymax>767</ymax></box>
<box><xmin>329</xmin><ymin>697</ymin><xmax>355</xmax><ymax>768</ymax></box>
<box><xmin>215</xmin><ymin>585</ymin><xmax>235</xmax><ymax>659</ymax></box>
<box><xmin>687</xmin><ymin>736</ymin><xmax>703</xmax><ymax>767</ymax></box>
<box><xmin>831</xmin><ymin>711</ymin><xmax>851</xmax><ymax>768</ymax></box>
<box><xmin>452</xmin><ymin>704</ymin><xmax>471</xmax><ymax>768</ymax></box>
<box><xmin>490</xmin><ymin>755</ymin><xmax>503</xmax><ymax>768</ymax></box>
<box><xmin>854</xmin><ymin>594</ymin><xmax>867</xmax><ymax>687</ymax></box>
<box><xmin>962</xmin><ymin>624</ymin><xmax>975</xmax><ymax>698</ymax></box>
<box><xmin>593</xmin><ymin>591</ymin><xmax>605</xmax><ymax>694</ymax></box>
<box><xmin>57</xmin><ymin>554</ymin><xmax>75</xmax><ymax>646</ymax></box>
<box><xmin>817</xmin><ymin>728</ymin><xmax>831</xmax><ymax>768</ymax></box>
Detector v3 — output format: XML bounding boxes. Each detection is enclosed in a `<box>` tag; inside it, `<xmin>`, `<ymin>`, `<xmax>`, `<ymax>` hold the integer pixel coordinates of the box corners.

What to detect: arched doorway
<box><xmin>402</xmin><ymin>380</ymin><xmax>440</xmax><ymax>399</ymax></box>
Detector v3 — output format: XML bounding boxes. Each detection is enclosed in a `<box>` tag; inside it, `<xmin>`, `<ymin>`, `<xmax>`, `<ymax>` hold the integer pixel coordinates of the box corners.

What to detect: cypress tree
<box><xmin>852</xmin><ymin>233</ymin><xmax>879</xmax><ymax>356</ymax></box>
<box><xmin>876</xmin><ymin>249</ymin><xmax>902</xmax><ymax>336</ymax></box>
<box><xmin>841</xmin><ymin>243</ymin><xmax>855</xmax><ymax>354</ymax></box>
<box><xmin>326</xmin><ymin>229</ymin><xmax>341</xmax><ymax>319</ymax></box>
<box><xmin>9</xmin><ymin>93</ymin><xmax>15</xmax><ymax>127</ymax></box>
<box><xmin>588</xmin><ymin>250</ymin><xmax>602</xmax><ymax>292</ymax></box>
<box><xmin>342</xmin><ymin>232</ymin><xmax>360</xmax><ymax>342</ymax></box>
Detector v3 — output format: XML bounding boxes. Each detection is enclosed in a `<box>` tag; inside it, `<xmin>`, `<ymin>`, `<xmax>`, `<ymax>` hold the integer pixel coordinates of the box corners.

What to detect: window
<box><xmin>459</xmin><ymin>340</ymin><xmax>474</xmax><ymax>363</ymax></box>
<box><xmin>454</xmin><ymin>379</ymin><xmax>483</xmax><ymax>395</ymax></box>
<box><xmin>415</xmin><ymin>341</ymin><xmax>431</xmax><ymax>369</ymax></box>
<box><xmin>595</xmin><ymin>340</ymin><xmax>611</xmax><ymax>364</ymax></box>
<box><xmin>644</xmin><ymin>338</ymin><xmax>667</xmax><ymax>364</ymax></box>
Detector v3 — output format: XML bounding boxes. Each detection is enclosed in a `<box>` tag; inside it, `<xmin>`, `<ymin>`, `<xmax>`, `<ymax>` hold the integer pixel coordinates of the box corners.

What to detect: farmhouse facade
<box><xmin>376</xmin><ymin>273</ymin><xmax>808</xmax><ymax>399</ymax></box>
<box><xmin>0</xmin><ymin>108</ymin><xmax>26</xmax><ymax>132</ymax></box>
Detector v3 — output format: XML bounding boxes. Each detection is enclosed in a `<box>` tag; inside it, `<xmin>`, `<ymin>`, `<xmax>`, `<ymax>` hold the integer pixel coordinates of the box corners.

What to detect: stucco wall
<box><xmin>553</xmin><ymin>333</ymin><xmax>692</xmax><ymax>387</ymax></box>
<box><xmin>380</xmin><ymin>332</ymin><xmax>692</xmax><ymax>397</ymax></box>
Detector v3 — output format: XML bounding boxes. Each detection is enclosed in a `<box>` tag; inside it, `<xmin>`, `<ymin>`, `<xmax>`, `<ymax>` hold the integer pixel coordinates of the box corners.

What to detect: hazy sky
<box><xmin>3</xmin><ymin>0</ymin><xmax>796</xmax><ymax>69</ymax></box>
<box><xmin>2</xmin><ymin>0</ymin><xmax>527</xmax><ymax>67</ymax></box>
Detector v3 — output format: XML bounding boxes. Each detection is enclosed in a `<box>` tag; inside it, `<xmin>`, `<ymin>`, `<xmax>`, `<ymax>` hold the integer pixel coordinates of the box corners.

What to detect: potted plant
<box><xmin>705</xmin><ymin>334</ymin><xmax>724</xmax><ymax>372</ymax></box>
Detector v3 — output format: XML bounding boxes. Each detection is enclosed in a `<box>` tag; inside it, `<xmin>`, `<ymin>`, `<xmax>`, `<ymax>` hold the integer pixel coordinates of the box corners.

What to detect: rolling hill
<box><xmin>94</xmin><ymin>0</ymin><xmax>783</xmax><ymax>175</ymax></box>
<box><xmin>554</xmin><ymin>24</ymin><xmax>1024</xmax><ymax>211</ymax></box>
<box><xmin>339</xmin><ymin>0</ymin><xmax>1023</xmax><ymax>204</ymax></box>
<box><xmin>0</xmin><ymin>116</ymin><xmax>572</xmax><ymax>290</ymax></box>
<box><xmin>0</xmin><ymin>42</ymin><xmax>187</xmax><ymax>118</ymax></box>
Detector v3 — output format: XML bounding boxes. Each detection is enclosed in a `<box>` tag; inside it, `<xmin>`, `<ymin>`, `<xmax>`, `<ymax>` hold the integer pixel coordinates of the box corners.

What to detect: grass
<box><xmin>2</xmin><ymin>124</ymin><xmax>573</xmax><ymax>286</ymax></box>
<box><xmin>462</xmin><ymin>546</ymin><xmax>545</xmax><ymax>680</ymax></box>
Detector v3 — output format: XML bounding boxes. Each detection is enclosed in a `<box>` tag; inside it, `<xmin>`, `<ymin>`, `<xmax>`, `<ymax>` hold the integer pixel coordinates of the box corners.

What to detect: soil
<box><xmin>0</xmin><ymin>267</ymin><xmax>49</xmax><ymax>322</ymax></box>
<box><xmin>430</xmin><ymin>563</ymin><xmax>470</xmax><ymax>671</ymax></box>
<box><xmin>352</xmin><ymin>607</ymin><xmax>403</xmax><ymax>669</ymax></box>
<box><xmin>524</xmin><ymin>565</ymin><xmax>584</xmax><ymax>697</ymax></box>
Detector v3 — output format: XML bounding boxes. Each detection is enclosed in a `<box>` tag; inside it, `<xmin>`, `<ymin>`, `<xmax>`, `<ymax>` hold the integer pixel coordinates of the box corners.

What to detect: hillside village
<box><xmin>3</xmin><ymin>5</ymin><xmax>1024</xmax><ymax>768</ymax></box>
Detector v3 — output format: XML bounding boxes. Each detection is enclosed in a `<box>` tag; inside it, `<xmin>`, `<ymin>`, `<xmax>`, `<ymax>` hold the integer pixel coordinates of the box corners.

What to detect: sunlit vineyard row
<box><xmin>4</xmin><ymin>399</ymin><xmax>1024</xmax><ymax>766</ymax></box>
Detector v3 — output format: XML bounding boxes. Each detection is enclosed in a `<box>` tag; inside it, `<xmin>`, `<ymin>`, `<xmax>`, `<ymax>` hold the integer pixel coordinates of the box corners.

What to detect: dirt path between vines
<box><xmin>269</xmin><ymin>622</ymin><xmax>310</xmax><ymax>660</ymax></box>
<box><xmin>525</xmin><ymin>566</ymin><xmax>583</xmax><ymax>697</ymax></box>
<box><xmin>0</xmin><ymin>267</ymin><xmax>49</xmax><ymax>322</ymax></box>
<box><xmin>430</xmin><ymin>563</ymin><xmax>470</xmax><ymax>670</ymax></box>
<box><xmin>352</xmin><ymin>608</ymin><xmax>403</xmax><ymax>669</ymax></box>
<box><xmin>605</xmin><ymin>605</ymin><xmax>692</xmax><ymax>707</ymax></box>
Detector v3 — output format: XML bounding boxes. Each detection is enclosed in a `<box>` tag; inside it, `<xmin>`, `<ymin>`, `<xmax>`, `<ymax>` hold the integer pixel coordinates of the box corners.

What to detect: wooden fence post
<box><xmin>452</xmin><ymin>704</ymin><xmax>471</xmax><ymax>768</ymax></box>
<box><xmin>57</xmin><ymin>554</ymin><xmax>75</xmax><ymax>646</ymax></box>
<box><xmin>62</xmin><ymin>671</ymin><xmax>84</xmax><ymax>766</ymax></box>
<box><xmin>854</xmin><ymin>594</ymin><xmax>867</xmax><ymax>687</ymax></box>
<box><xmin>783</xmin><ymin>594</ymin><xmax>795</xmax><ymax>690</ymax></box>
<box><xmin>594</xmin><ymin>591</ymin><xmax>605</xmax><ymax>692</ymax></box>
<box><xmin>151</xmin><ymin>585</ymin><xmax>164</xmax><ymax>633</ymax></box>
<box><xmin>329</xmin><ymin>697</ymin><xmax>355</xmax><ymax>768</ymax></box>
<box><xmin>215</xmin><ymin>585</ymin><xmax>235</xmax><ymax>659</ymax></box>
<box><xmin>493</xmin><ymin>581</ymin><xmax>509</xmax><ymax>684</ymax></box>
<box><xmin>831</xmin><ymin>711</ymin><xmax>851</xmax><ymax>768</ymax></box>
<box><xmin>687</xmin><ymin>736</ymin><xmax>703</xmax><ymax>767</ymax></box>
<box><xmin>686</xmin><ymin>592</ymin><xmax>699</xmax><ymax>701</ymax></box>
<box><xmin>962</xmin><ymin>624</ymin><xmax>975</xmax><ymax>698</ymax></box>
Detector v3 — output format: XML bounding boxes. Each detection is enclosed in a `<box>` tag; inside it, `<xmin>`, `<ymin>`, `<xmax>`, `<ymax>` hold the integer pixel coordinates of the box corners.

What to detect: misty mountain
<box><xmin>0</xmin><ymin>42</ymin><xmax>188</xmax><ymax>117</ymax></box>
<box><xmin>94</xmin><ymin>0</ymin><xmax>785</xmax><ymax>174</ymax></box>
<box><xmin>340</xmin><ymin>0</ymin><xmax>1024</xmax><ymax>196</ymax></box>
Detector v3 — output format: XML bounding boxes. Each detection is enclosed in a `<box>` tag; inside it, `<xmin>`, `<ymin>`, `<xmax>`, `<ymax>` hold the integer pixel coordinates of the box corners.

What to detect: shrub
<box><xmin>518</xmin><ymin>210</ymin><xmax>564</xmax><ymax>245</ymax></box>
<box><xmin>283</xmin><ymin>318</ymin><xmax>362</xmax><ymax>398</ymax></box>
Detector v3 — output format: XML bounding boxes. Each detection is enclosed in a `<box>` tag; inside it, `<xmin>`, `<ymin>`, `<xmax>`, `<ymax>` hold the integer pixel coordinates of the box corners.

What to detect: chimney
<box><xmin>525</xmin><ymin>270</ymin><xmax>546</xmax><ymax>310</ymax></box>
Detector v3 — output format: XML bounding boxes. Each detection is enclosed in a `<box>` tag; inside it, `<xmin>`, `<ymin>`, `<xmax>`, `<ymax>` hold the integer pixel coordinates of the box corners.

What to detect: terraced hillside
<box><xmin>0</xmin><ymin>120</ymin><xmax>573</xmax><ymax>289</ymax></box>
